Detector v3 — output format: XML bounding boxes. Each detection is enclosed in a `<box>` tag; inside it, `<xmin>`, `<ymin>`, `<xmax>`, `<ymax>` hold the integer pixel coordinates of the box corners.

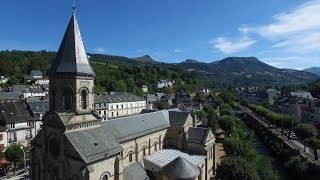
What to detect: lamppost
<box><xmin>20</xmin><ymin>146</ymin><xmax>26</xmax><ymax>180</ymax></box>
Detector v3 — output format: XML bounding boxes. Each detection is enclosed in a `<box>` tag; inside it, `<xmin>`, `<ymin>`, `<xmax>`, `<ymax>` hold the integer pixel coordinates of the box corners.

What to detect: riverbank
<box><xmin>240</xmin><ymin>107</ymin><xmax>320</xmax><ymax>179</ymax></box>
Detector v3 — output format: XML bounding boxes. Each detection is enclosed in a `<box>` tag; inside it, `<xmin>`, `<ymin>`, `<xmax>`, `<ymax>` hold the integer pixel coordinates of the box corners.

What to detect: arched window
<box><xmin>129</xmin><ymin>152</ymin><xmax>133</xmax><ymax>163</ymax></box>
<box><xmin>154</xmin><ymin>142</ymin><xmax>158</xmax><ymax>151</ymax></box>
<box><xmin>63</xmin><ymin>87</ymin><xmax>73</xmax><ymax>110</ymax></box>
<box><xmin>102</xmin><ymin>175</ymin><xmax>108</xmax><ymax>180</ymax></box>
<box><xmin>80</xmin><ymin>90</ymin><xmax>87</xmax><ymax>109</ymax></box>
<box><xmin>142</xmin><ymin>146</ymin><xmax>147</xmax><ymax>156</ymax></box>
<box><xmin>48</xmin><ymin>136</ymin><xmax>60</xmax><ymax>159</ymax></box>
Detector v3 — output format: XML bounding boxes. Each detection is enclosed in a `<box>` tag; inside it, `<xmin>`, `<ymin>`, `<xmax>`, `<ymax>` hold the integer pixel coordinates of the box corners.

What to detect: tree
<box><xmin>207</xmin><ymin>110</ymin><xmax>219</xmax><ymax>132</ymax></box>
<box><xmin>223</xmin><ymin>138</ymin><xmax>247</xmax><ymax>157</ymax></box>
<box><xmin>294</xmin><ymin>124</ymin><xmax>317</xmax><ymax>151</ymax></box>
<box><xmin>282</xmin><ymin>115</ymin><xmax>298</xmax><ymax>140</ymax></box>
<box><xmin>5</xmin><ymin>144</ymin><xmax>25</xmax><ymax>173</ymax></box>
<box><xmin>219</xmin><ymin>115</ymin><xmax>235</xmax><ymax>137</ymax></box>
<box><xmin>306</xmin><ymin>137</ymin><xmax>320</xmax><ymax>160</ymax></box>
<box><xmin>194</xmin><ymin>92</ymin><xmax>206</xmax><ymax>105</ymax></box>
<box><xmin>216</xmin><ymin>156</ymin><xmax>260</xmax><ymax>180</ymax></box>
<box><xmin>157</xmin><ymin>101</ymin><xmax>170</xmax><ymax>110</ymax></box>
<box><xmin>220</xmin><ymin>103</ymin><xmax>231</xmax><ymax>110</ymax></box>
<box><xmin>284</xmin><ymin>156</ymin><xmax>308</xmax><ymax>178</ymax></box>
<box><xmin>196</xmin><ymin>109</ymin><xmax>207</xmax><ymax>121</ymax></box>
<box><xmin>220</xmin><ymin>108</ymin><xmax>232</xmax><ymax>116</ymax></box>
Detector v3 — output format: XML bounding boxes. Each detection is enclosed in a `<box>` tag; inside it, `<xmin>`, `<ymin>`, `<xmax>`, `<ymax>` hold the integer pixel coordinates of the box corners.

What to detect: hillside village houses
<box><xmin>30</xmin><ymin>10</ymin><xmax>216</xmax><ymax>180</ymax></box>
<box><xmin>24</xmin><ymin>70</ymin><xmax>49</xmax><ymax>85</ymax></box>
<box><xmin>156</xmin><ymin>80</ymin><xmax>174</xmax><ymax>89</ymax></box>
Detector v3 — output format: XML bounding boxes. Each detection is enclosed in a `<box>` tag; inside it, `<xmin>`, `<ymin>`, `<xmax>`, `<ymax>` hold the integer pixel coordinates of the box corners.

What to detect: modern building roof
<box><xmin>161</xmin><ymin>157</ymin><xmax>200</xmax><ymax>179</ymax></box>
<box><xmin>102</xmin><ymin>110</ymin><xmax>170</xmax><ymax>142</ymax></box>
<box><xmin>48</xmin><ymin>12</ymin><xmax>95</xmax><ymax>76</ymax></box>
<box><xmin>123</xmin><ymin>162</ymin><xmax>149</xmax><ymax>180</ymax></box>
<box><xmin>0</xmin><ymin>101</ymin><xmax>34</xmax><ymax>124</ymax></box>
<box><xmin>143</xmin><ymin>149</ymin><xmax>205</xmax><ymax>172</ymax></box>
<box><xmin>94</xmin><ymin>92</ymin><xmax>145</xmax><ymax>104</ymax></box>
<box><xmin>65</xmin><ymin>126</ymin><xmax>123</xmax><ymax>164</ymax></box>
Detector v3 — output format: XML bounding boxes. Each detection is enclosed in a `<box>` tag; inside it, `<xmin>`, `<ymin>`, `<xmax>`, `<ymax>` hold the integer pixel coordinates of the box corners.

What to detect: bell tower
<box><xmin>48</xmin><ymin>9</ymin><xmax>95</xmax><ymax>115</ymax></box>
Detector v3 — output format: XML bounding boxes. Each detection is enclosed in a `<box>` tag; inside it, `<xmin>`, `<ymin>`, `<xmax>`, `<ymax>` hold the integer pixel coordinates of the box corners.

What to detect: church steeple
<box><xmin>49</xmin><ymin>12</ymin><xmax>95</xmax><ymax>76</ymax></box>
<box><xmin>49</xmin><ymin>10</ymin><xmax>95</xmax><ymax>114</ymax></box>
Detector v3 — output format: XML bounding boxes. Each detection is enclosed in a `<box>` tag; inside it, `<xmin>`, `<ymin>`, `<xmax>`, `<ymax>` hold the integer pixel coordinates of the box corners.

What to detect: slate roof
<box><xmin>161</xmin><ymin>157</ymin><xmax>200</xmax><ymax>179</ymax></box>
<box><xmin>27</xmin><ymin>100</ymin><xmax>49</xmax><ymax>113</ymax></box>
<box><xmin>168</xmin><ymin>110</ymin><xmax>191</xmax><ymax>127</ymax></box>
<box><xmin>146</xmin><ymin>94</ymin><xmax>158</xmax><ymax>102</ymax></box>
<box><xmin>143</xmin><ymin>149</ymin><xmax>205</xmax><ymax>172</ymax></box>
<box><xmin>102</xmin><ymin>110</ymin><xmax>170</xmax><ymax>142</ymax></box>
<box><xmin>65</xmin><ymin>126</ymin><xmax>123</xmax><ymax>164</ymax></box>
<box><xmin>30</xmin><ymin>70</ymin><xmax>43</xmax><ymax>77</ymax></box>
<box><xmin>12</xmin><ymin>85</ymin><xmax>30</xmax><ymax>93</ymax></box>
<box><xmin>48</xmin><ymin>12</ymin><xmax>95</xmax><ymax>76</ymax></box>
<box><xmin>0</xmin><ymin>101</ymin><xmax>34</xmax><ymax>124</ymax></box>
<box><xmin>187</xmin><ymin>127</ymin><xmax>211</xmax><ymax>144</ymax></box>
<box><xmin>123</xmin><ymin>162</ymin><xmax>149</xmax><ymax>180</ymax></box>
<box><xmin>0</xmin><ymin>92</ymin><xmax>21</xmax><ymax>101</ymax></box>
<box><xmin>30</xmin><ymin>87</ymin><xmax>44</xmax><ymax>93</ymax></box>
<box><xmin>94</xmin><ymin>92</ymin><xmax>145</xmax><ymax>104</ymax></box>
<box><xmin>290</xmin><ymin>91</ymin><xmax>314</xmax><ymax>99</ymax></box>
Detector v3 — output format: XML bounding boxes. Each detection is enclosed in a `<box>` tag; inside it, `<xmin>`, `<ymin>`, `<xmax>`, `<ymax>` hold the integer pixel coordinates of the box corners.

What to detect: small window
<box><xmin>80</xmin><ymin>90</ymin><xmax>87</xmax><ymax>109</ymax></box>
<box><xmin>154</xmin><ymin>142</ymin><xmax>158</xmax><ymax>151</ymax></box>
<box><xmin>129</xmin><ymin>152</ymin><xmax>133</xmax><ymax>163</ymax></box>
<box><xmin>143</xmin><ymin>147</ymin><xmax>147</xmax><ymax>156</ymax></box>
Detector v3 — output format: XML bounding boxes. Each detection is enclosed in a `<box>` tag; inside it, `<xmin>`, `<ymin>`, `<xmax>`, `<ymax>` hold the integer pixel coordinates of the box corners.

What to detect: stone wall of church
<box><xmin>87</xmin><ymin>156</ymin><xmax>117</xmax><ymax>180</ymax></box>
<box><xmin>121</xmin><ymin>129</ymin><xmax>167</xmax><ymax>167</ymax></box>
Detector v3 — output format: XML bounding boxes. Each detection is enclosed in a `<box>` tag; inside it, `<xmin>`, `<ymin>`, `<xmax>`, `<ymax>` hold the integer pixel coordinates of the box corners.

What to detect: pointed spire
<box><xmin>49</xmin><ymin>10</ymin><xmax>95</xmax><ymax>76</ymax></box>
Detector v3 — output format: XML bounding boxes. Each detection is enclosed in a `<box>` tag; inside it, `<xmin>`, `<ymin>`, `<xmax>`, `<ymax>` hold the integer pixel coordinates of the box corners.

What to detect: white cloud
<box><xmin>247</xmin><ymin>0</ymin><xmax>320</xmax><ymax>53</ymax></box>
<box><xmin>256</xmin><ymin>0</ymin><xmax>320</xmax><ymax>38</ymax></box>
<box><xmin>272</xmin><ymin>32</ymin><xmax>320</xmax><ymax>52</ymax></box>
<box><xmin>94</xmin><ymin>47</ymin><xmax>107</xmax><ymax>53</ymax></box>
<box><xmin>174</xmin><ymin>49</ymin><xmax>182</xmax><ymax>53</ymax></box>
<box><xmin>210</xmin><ymin>37</ymin><xmax>256</xmax><ymax>54</ymax></box>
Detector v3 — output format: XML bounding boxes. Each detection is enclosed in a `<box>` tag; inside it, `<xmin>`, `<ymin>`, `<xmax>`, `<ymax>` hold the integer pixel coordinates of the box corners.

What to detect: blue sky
<box><xmin>0</xmin><ymin>0</ymin><xmax>319</xmax><ymax>69</ymax></box>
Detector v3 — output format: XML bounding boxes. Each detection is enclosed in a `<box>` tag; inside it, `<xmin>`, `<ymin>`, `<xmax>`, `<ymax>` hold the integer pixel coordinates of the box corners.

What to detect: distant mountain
<box><xmin>174</xmin><ymin>57</ymin><xmax>319</xmax><ymax>86</ymax></box>
<box><xmin>303</xmin><ymin>67</ymin><xmax>320</xmax><ymax>76</ymax></box>
<box><xmin>0</xmin><ymin>50</ymin><xmax>317</xmax><ymax>88</ymax></box>
<box><xmin>90</xmin><ymin>55</ymin><xmax>318</xmax><ymax>86</ymax></box>
<box><xmin>132</xmin><ymin>55</ymin><xmax>157</xmax><ymax>63</ymax></box>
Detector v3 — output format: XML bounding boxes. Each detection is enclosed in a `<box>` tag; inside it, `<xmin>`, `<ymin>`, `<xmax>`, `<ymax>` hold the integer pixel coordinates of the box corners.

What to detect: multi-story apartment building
<box><xmin>0</xmin><ymin>101</ymin><xmax>42</xmax><ymax>151</ymax></box>
<box><xmin>302</xmin><ymin>101</ymin><xmax>320</xmax><ymax>125</ymax></box>
<box><xmin>94</xmin><ymin>92</ymin><xmax>146</xmax><ymax>120</ymax></box>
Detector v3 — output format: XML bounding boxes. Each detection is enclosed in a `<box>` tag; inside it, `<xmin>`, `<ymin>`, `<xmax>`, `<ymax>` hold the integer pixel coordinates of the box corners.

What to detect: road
<box><xmin>240</xmin><ymin>105</ymin><xmax>320</xmax><ymax>166</ymax></box>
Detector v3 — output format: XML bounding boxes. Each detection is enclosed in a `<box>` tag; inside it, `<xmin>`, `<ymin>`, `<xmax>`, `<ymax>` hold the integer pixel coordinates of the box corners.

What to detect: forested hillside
<box><xmin>0</xmin><ymin>50</ymin><xmax>204</xmax><ymax>95</ymax></box>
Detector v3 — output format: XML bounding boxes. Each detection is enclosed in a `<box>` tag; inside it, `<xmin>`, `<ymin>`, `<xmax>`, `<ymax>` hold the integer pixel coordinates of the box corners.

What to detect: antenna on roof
<box><xmin>72</xmin><ymin>0</ymin><xmax>76</xmax><ymax>14</ymax></box>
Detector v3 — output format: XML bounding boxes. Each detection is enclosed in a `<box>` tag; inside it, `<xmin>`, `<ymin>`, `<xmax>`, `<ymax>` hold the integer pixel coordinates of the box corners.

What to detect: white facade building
<box><xmin>94</xmin><ymin>92</ymin><xmax>147</xmax><ymax>120</ymax></box>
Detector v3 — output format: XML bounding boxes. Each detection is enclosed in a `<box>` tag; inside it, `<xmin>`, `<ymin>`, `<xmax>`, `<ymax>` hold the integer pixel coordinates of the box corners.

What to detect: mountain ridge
<box><xmin>303</xmin><ymin>67</ymin><xmax>320</xmax><ymax>76</ymax></box>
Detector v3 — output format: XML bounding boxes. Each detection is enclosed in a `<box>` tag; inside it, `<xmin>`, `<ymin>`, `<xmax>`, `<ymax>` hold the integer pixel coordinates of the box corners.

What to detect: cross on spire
<box><xmin>72</xmin><ymin>0</ymin><xmax>76</xmax><ymax>14</ymax></box>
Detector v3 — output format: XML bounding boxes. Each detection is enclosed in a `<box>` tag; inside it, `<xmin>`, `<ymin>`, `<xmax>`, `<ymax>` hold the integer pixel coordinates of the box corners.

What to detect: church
<box><xmin>31</xmin><ymin>8</ymin><xmax>216</xmax><ymax>180</ymax></box>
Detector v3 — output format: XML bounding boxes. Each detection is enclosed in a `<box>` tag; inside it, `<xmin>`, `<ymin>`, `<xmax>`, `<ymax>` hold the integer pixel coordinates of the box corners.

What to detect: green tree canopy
<box><xmin>5</xmin><ymin>144</ymin><xmax>25</xmax><ymax>172</ymax></box>
<box><xmin>217</xmin><ymin>156</ymin><xmax>260</xmax><ymax>180</ymax></box>
<box><xmin>219</xmin><ymin>115</ymin><xmax>236</xmax><ymax>137</ymax></box>
<box><xmin>306</xmin><ymin>137</ymin><xmax>320</xmax><ymax>160</ymax></box>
